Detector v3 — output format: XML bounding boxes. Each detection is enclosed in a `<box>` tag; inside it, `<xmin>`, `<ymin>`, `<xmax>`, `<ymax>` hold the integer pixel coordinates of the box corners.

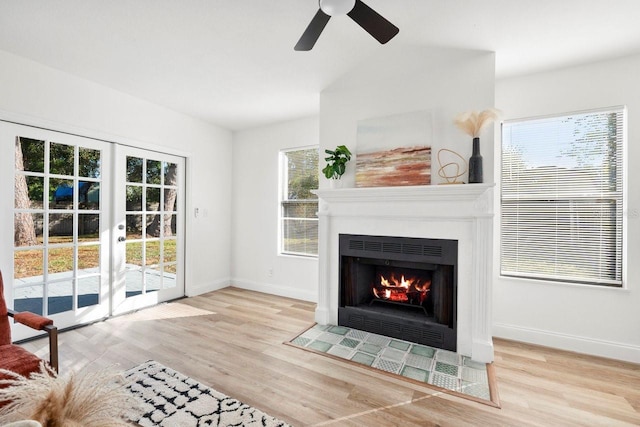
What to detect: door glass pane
<box><xmin>126</xmin><ymin>241</ymin><xmax>143</xmax><ymax>297</ymax></box>
<box><xmin>163</xmin><ymin>189</ymin><xmax>177</xmax><ymax>212</ymax></box>
<box><xmin>146</xmin><ymin>187</ymin><xmax>160</xmax><ymax>211</ymax></box>
<box><xmin>78</xmin><ymin>244</ymin><xmax>100</xmax><ymax>270</ymax></box>
<box><xmin>164</xmin><ymin>239</ymin><xmax>176</xmax><ymax>263</ymax></box>
<box><xmin>78</xmin><ymin>181</ymin><xmax>100</xmax><ymax>210</ymax></box>
<box><xmin>15</xmin><ymin>176</ymin><xmax>44</xmax><ymax>209</ymax></box>
<box><xmin>14</xmin><ymin>285</ymin><xmax>43</xmax><ymax>315</ymax></box>
<box><xmin>14</xmin><ymin>249</ymin><xmax>44</xmax><ymax>279</ymax></box>
<box><xmin>48</xmin><ymin>213</ymin><xmax>74</xmax><ymax>244</ymax></box>
<box><xmin>78</xmin><ymin>276</ymin><xmax>99</xmax><ymax>308</ymax></box>
<box><xmin>163</xmin><ymin>265</ymin><xmax>176</xmax><ymax>289</ymax></box>
<box><xmin>79</xmin><ymin>147</ymin><xmax>101</xmax><ymax>178</ymax></box>
<box><xmin>145</xmin><ymin>241</ymin><xmax>160</xmax><ymax>265</ymax></box>
<box><xmin>126</xmin><ymin>185</ymin><xmax>142</xmax><ymax>211</ymax></box>
<box><xmin>78</xmin><ymin>214</ymin><xmax>100</xmax><ymax>242</ymax></box>
<box><xmin>146</xmin><ymin>160</ymin><xmax>161</xmax><ymax>184</ymax></box>
<box><xmin>17</xmin><ymin>137</ymin><xmax>45</xmax><ymax>173</ymax></box>
<box><xmin>48</xmin><ymin>280</ymin><xmax>73</xmax><ymax>315</ymax></box>
<box><xmin>167</xmin><ymin>214</ymin><xmax>177</xmax><ymax>235</ymax></box>
<box><xmin>50</xmin><ymin>142</ymin><xmax>74</xmax><ymax>176</ymax></box>
<box><xmin>48</xmin><ymin>247</ymin><xmax>73</xmax><ymax>279</ymax></box>
<box><xmin>126</xmin><ymin>214</ymin><xmax>143</xmax><ymax>239</ymax></box>
<box><xmin>146</xmin><ymin>214</ymin><xmax>161</xmax><ymax>238</ymax></box>
<box><xmin>164</xmin><ymin>162</ymin><xmax>177</xmax><ymax>185</ymax></box>
<box><xmin>50</xmin><ymin>178</ymin><xmax>74</xmax><ymax>209</ymax></box>
<box><xmin>146</xmin><ymin>269</ymin><xmax>161</xmax><ymax>292</ymax></box>
<box><xmin>14</xmin><ymin>213</ymin><xmax>43</xmax><ymax>247</ymax></box>
<box><xmin>126</xmin><ymin>156</ymin><xmax>143</xmax><ymax>183</ymax></box>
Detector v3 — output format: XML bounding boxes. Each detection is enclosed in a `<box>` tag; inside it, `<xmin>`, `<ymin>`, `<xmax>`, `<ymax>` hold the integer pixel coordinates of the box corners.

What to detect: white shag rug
<box><xmin>125</xmin><ymin>360</ymin><xmax>292</xmax><ymax>427</ymax></box>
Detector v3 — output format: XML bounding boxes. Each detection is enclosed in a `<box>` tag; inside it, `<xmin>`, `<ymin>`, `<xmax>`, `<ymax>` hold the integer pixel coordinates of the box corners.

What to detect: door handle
<box><xmin>118</xmin><ymin>236</ymin><xmax>126</xmax><ymax>242</ymax></box>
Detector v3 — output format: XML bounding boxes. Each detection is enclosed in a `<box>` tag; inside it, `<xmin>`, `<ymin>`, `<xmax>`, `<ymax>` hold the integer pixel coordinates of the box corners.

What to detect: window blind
<box><xmin>280</xmin><ymin>147</ymin><xmax>319</xmax><ymax>256</ymax></box>
<box><xmin>501</xmin><ymin>107</ymin><xmax>624</xmax><ymax>286</ymax></box>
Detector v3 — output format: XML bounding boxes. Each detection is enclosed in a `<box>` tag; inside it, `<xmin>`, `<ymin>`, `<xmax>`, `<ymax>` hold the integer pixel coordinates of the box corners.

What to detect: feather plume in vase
<box><xmin>454</xmin><ymin>108</ymin><xmax>501</xmax><ymax>137</ymax></box>
<box><xmin>0</xmin><ymin>363</ymin><xmax>135</xmax><ymax>427</ymax></box>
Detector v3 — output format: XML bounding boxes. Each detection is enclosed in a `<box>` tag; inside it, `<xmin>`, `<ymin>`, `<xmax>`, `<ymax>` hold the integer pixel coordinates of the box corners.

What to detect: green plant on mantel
<box><xmin>322</xmin><ymin>145</ymin><xmax>352</xmax><ymax>180</ymax></box>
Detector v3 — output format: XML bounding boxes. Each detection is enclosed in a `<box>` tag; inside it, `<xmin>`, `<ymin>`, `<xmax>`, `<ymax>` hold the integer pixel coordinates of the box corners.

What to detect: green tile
<box><xmin>328</xmin><ymin>345</ymin><xmax>353</xmax><ymax>359</ymax></box>
<box><xmin>461</xmin><ymin>381</ymin><xmax>491</xmax><ymax>399</ymax></box>
<box><xmin>328</xmin><ymin>325</ymin><xmax>350</xmax><ymax>335</ymax></box>
<box><xmin>435</xmin><ymin>361</ymin><xmax>458</xmax><ymax>376</ymax></box>
<box><xmin>373</xmin><ymin>358</ymin><xmax>402</xmax><ymax>374</ymax></box>
<box><xmin>351</xmin><ymin>352</ymin><xmax>375</xmax><ymax>366</ymax></box>
<box><xmin>461</xmin><ymin>366</ymin><xmax>488</xmax><ymax>384</ymax></box>
<box><xmin>380</xmin><ymin>347</ymin><xmax>405</xmax><ymax>362</ymax></box>
<box><xmin>431</xmin><ymin>372</ymin><xmax>459</xmax><ymax>391</ymax></box>
<box><xmin>339</xmin><ymin>337</ymin><xmax>360</xmax><ymax>348</ymax></box>
<box><xmin>405</xmin><ymin>353</ymin><xmax>433</xmax><ymax>371</ymax></box>
<box><xmin>389</xmin><ymin>340</ymin><xmax>410</xmax><ymax>351</ymax></box>
<box><xmin>308</xmin><ymin>340</ymin><xmax>332</xmax><ymax>353</ymax></box>
<box><xmin>462</xmin><ymin>356</ymin><xmax>486</xmax><ymax>370</ymax></box>
<box><xmin>291</xmin><ymin>337</ymin><xmax>311</xmax><ymax>347</ymax></box>
<box><xmin>401</xmin><ymin>366</ymin><xmax>429</xmax><ymax>382</ymax></box>
<box><xmin>410</xmin><ymin>345</ymin><xmax>435</xmax><ymax>358</ymax></box>
<box><xmin>360</xmin><ymin>343</ymin><xmax>382</xmax><ymax>355</ymax></box>
<box><xmin>435</xmin><ymin>350</ymin><xmax>460</xmax><ymax>365</ymax></box>
<box><xmin>366</xmin><ymin>334</ymin><xmax>391</xmax><ymax>346</ymax></box>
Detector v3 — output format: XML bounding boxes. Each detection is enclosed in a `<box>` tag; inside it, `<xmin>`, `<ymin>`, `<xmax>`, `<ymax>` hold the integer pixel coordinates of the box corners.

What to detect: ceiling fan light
<box><xmin>319</xmin><ymin>0</ymin><xmax>356</xmax><ymax>16</ymax></box>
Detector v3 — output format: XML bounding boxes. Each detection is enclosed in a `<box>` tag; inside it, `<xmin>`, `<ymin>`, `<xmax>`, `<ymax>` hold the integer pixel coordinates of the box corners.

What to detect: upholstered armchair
<box><xmin>0</xmin><ymin>271</ymin><xmax>58</xmax><ymax>381</ymax></box>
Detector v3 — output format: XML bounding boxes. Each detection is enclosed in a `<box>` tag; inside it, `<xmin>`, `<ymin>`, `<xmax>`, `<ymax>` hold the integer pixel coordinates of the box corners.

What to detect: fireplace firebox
<box><xmin>338</xmin><ymin>234</ymin><xmax>457</xmax><ymax>351</ymax></box>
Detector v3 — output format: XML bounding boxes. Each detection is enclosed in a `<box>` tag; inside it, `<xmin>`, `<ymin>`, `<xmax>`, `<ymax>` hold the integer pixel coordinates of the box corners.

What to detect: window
<box><xmin>280</xmin><ymin>147</ymin><xmax>319</xmax><ymax>256</ymax></box>
<box><xmin>501</xmin><ymin>107</ymin><xmax>625</xmax><ymax>286</ymax></box>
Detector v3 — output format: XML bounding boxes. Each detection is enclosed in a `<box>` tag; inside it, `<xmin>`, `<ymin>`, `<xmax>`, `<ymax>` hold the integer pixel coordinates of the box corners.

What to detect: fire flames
<box><xmin>372</xmin><ymin>273</ymin><xmax>431</xmax><ymax>305</ymax></box>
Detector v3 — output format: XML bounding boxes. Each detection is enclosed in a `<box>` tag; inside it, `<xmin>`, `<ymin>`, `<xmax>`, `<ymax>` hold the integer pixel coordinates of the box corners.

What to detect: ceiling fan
<box><xmin>295</xmin><ymin>0</ymin><xmax>399</xmax><ymax>51</ymax></box>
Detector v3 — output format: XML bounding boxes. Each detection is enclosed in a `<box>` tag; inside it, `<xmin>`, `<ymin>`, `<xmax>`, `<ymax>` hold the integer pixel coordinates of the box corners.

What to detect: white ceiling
<box><xmin>1</xmin><ymin>0</ymin><xmax>639</xmax><ymax>131</ymax></box>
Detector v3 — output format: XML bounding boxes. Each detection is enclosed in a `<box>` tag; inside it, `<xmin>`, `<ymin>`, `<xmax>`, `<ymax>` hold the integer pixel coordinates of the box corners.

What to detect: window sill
<box><xmin>498</xmin><ymin>274</ymin><xmax>629</xmax><ymax>292</ymax></box>
<box><xmin>278</xmin><ymin>252</ymin><xmax>318</xmax><ymax>261</ymax></box>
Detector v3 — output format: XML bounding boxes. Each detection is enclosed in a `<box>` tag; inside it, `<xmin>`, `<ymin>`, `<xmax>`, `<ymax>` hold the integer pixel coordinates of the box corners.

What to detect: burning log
<box><xmin>372</xmin><ymin>273</ymin><xmax>431</xmax><ymax>305</ymax></box>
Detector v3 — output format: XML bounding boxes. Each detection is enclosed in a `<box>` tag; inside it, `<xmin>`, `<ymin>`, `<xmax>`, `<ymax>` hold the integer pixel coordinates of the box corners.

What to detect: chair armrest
<box><xmin>11</xmin><ymin>311</ymin><xmax>53</xmax><ymax>330</ymax></box>
<box><xmin>7</xmin><ymin>309</ymin><xmax>59</xmax><ymax>373</ymax></box>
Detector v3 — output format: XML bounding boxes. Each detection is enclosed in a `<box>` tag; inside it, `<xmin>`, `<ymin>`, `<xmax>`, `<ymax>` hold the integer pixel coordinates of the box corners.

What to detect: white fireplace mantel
<box><xmin>314</xmin><ymin>184</ymin><xmax>495</xmax><ymax>362</ymax></box>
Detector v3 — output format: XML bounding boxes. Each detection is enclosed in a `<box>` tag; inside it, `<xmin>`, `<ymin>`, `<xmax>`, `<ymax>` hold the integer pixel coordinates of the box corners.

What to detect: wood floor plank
<box><xmin>18</xmin><ymin>288</ymin><xmax>640</xmax><ymax>426</ymax></box>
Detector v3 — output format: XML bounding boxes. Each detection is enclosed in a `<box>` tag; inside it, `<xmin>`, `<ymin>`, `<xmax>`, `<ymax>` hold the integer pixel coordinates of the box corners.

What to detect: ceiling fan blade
<box><xmin>347</xmin><ymin>0</ymin><xmax>399</xmax><ymax>44</ymax></box>
<box><xmin>295</xmin><ymin>9</ymin><xmax>331</xmax><ymax>51</ymax></box>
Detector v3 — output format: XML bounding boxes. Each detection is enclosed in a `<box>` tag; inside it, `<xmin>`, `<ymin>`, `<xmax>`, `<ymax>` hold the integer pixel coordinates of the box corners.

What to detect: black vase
<box><xmin>468</xmin><ymin>137</ymin><xmax>483</xmax><ymax>183</ymax></box>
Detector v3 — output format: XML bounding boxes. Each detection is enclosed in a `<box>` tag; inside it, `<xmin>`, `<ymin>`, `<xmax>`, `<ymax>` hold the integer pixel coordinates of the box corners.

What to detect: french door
<box><xmin>2</xmin><ymin>121</ymin><xmax>185</xmax><ymax>340</ymax></box>
<box><xmin>112</xmin><ymin>145</ymin><xmax>185</xmax><ymax>315</ymax></box>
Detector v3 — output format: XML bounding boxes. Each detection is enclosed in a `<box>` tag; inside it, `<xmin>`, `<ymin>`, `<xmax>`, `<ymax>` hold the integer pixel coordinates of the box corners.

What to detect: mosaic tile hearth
<box><xmin>291</xmin><ymin>324</ymin><xmax>491</xmax><ymax>401</ymax></box>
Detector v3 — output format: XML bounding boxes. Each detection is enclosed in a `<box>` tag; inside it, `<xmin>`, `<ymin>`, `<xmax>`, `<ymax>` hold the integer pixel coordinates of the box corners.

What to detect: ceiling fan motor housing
<box><xmin>319</xmin><ymin>0</ymin><xmax>356</xmax><ymax>16</ymax></box>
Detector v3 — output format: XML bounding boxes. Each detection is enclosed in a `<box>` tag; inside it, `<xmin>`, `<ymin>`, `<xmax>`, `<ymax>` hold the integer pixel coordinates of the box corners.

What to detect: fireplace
<box><xmin>339</xmin><ymin>234</ymin><xmax>457</xmax><ymax>351</ymax></box>
<box><xmin>314</xmin><ymin>184</ymin><xmax>494</xmax><ymax>362</ymax></box>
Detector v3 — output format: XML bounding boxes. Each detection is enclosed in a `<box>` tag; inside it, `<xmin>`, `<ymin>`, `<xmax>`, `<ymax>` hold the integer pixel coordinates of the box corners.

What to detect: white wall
<box><xmin>320</xmin><ymin>46</ymin><xmax>496</xmax><ymax>186</ymax></box>
<box><xmin>0</xmin><ymin>50</ymin><xmax>233</xmax><ymax>296</ymax></box>
<box><xmin>494</xmin><ymin>54</ymin><xmax>640</xmax><ymax>363</ymax></box>
<box><xmin>229</xmin><ymin>47</ymin><xmax>496</xmax><ymax>304</ymax></box>
<box><xmin>231</xmin><ymin>117</ymin><xmax>319</xmax><ymax>301</ymax></box>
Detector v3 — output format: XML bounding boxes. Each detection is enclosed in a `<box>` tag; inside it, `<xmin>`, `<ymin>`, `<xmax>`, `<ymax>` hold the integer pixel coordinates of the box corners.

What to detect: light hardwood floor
<box><xmin>21</xmin><ymin>288</ymin><xmax>640</xmax><ymax>426</ymax></box>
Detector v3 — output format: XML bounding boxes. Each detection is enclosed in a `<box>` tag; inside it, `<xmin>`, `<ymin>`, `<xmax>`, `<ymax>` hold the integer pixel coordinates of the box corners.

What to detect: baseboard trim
<box><xmin>493</xmin><ymin>322</ymin><xmax>640</xmax><ymax>364</ymax></box>
<box><xmin>231</xmin><ymin>278</ymin><xmax>316</xmax><ymax>302</ymax></box>
<box><xmin>185</xmin><ymin>277</ymin><xmax>231</xmax><ymax>297</ymax></box>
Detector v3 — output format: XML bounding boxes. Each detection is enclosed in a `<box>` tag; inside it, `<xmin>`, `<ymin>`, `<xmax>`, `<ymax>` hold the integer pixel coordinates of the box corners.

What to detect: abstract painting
<box><xmin>355</xmin><ymin>111</ymin><xmax>432</xmax><ymax>187</ymax></box>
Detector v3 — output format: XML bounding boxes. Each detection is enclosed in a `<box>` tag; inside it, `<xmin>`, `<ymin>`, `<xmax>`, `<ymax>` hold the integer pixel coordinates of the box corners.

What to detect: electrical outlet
<box><xmin>267</xmin><ymin>268</ymin><xmax>273</xmax><ymax>277</ymax></box>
